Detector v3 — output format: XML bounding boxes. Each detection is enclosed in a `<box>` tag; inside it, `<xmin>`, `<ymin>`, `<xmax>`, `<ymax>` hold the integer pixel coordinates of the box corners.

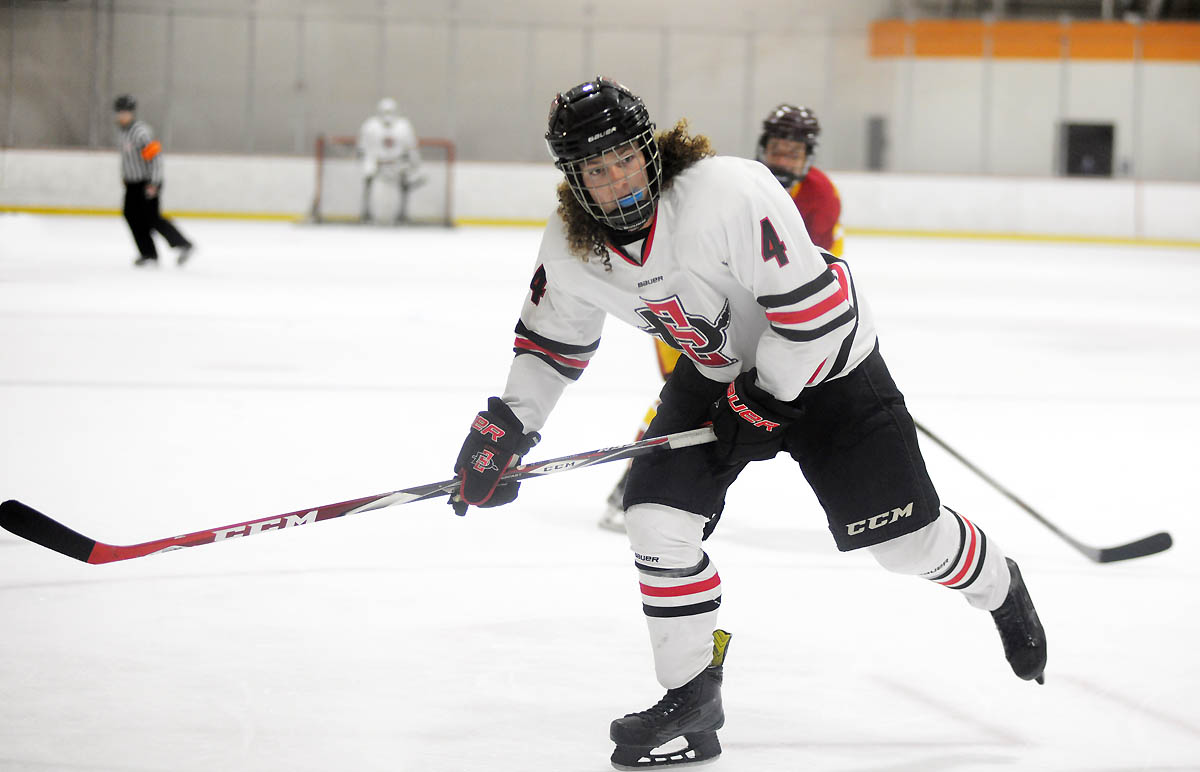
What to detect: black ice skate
<box><xmin>610</xmin><ymin>630</ymin><xmax>731</xmax><ymax>770</ymax></box>
<box><xmin>991</xmin><ymin>558</ymin><xmax>1047</xmax><ymax>684</ymax></box>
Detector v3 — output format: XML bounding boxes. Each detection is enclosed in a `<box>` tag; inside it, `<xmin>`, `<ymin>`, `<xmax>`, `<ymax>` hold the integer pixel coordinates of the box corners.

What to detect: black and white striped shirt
<box><xmin>117</xmin><ymin>120</ymin><xmax>163</xmax><ymax>186</ymax></box>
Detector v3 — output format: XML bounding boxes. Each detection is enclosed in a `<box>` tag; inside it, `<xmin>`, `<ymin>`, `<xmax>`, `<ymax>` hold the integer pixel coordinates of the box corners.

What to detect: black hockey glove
<box><xmin>450</xmin><ymin>397</ymin><xmax>540</xmax><ymax>516</ymax></box>
<box><xmin>709</xmin><ymin>369</ymin><xmax>803</xmax><ymax>466</ymax></box>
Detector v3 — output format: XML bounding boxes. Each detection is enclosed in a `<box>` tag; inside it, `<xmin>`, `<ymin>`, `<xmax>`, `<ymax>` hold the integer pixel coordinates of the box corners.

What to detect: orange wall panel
<box><xmin>870</xmin><ymin>19</ymin><xmax>909</xmax><ymax>57</ymax></box>
<box><xmin>1141</xmin><ymin>22</ymin><xmax>1200</xmax><ymax>61</ymax></box>
<box><xmin>991</xmin><ymin>21</ymin><xmax>1064</xmax><ymax>59</ymax></box>
<box><xmin>1066</xmin><ymin>21</ymin><xmax>1138</xmax><ymax>59</ymax></box>
<box><xmin>870</xmin><ymin>19</ymin><xmax>1200</xmax><ymax>62</ymax></box>
<box><xmin>912</xmin><ymin>20</ymin><xmax>985</xmax><ymax>57</ymax></box>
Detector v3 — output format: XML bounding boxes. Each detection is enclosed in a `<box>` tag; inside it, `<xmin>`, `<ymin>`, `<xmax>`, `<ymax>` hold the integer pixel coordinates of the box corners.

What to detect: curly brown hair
<box><xmin>555</xmin><ymin>119</ymin><xmax>715</xmax><ymax>268</ymax></box>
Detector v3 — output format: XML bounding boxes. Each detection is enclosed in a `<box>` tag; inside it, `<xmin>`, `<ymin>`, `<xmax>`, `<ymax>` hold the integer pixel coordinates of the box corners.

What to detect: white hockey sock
<box><xmin>626</xmin><ymin>503</ymin><xmax>721</xmax><ymax>689</ymax></box>
<box><xmin>867</xmin><ymin>506</ymin><xmax>1011</xmax><ymax>611</ymax></box>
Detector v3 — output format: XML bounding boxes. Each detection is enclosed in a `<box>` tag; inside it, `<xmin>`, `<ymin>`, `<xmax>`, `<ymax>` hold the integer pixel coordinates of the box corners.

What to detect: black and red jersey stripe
<box><xmin>756</xmin><ymin>252</ymin><xmax>862</xmax><ymax>384</ymax></box>
<box><xmin>513</xmin><ymin>320</ymin><xmax>599</xmax><ymax>381</ymax></box>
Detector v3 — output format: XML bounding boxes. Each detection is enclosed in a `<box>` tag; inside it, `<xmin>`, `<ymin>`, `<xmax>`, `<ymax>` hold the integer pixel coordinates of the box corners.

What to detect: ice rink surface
<box><xmin>1</xmin><ymin>213</ymin><xmax>1198</xmax><ymax>772</ymax></box>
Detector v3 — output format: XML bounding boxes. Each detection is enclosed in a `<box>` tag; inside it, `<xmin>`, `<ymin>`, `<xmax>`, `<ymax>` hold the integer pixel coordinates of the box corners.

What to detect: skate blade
<box><xmin>611</xmin><ymin>754</ymin><xmax>721</xmax><ymax>772</ymax></box>
<box><xmin>611</xmin><ymin>733</ymin><xmax>721</xmax><ymax>770</ymax></box>
<box><xmin>611</xmin><ymin>758</ymin><xmax>720</xmax><ymax>771</ymax></box>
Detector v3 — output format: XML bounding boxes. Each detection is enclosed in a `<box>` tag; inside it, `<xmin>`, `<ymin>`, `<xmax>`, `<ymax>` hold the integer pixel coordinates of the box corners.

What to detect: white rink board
<box><xmin>3</xmin><ymin>148</ymin><xmax>1199</xmax><ymax>239</ymax></box>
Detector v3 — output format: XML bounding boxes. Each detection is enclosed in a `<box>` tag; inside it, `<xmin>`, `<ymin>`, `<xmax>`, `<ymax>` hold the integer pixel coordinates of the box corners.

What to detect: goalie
<box><xmin>358</xmin><ymin>97</ymin><xmax>424</xmax><ymax>224</ymax></box>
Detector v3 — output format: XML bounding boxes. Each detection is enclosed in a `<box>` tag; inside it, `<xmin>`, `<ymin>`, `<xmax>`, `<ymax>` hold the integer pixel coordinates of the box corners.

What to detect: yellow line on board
<box><xmin>455</xmin><ymin>217</ymin><xmax>548</xmax><ymax>228</ymax></box>
<box><xmin>1</xmin><ymin>205</ymin><xmax>122</xmax><ymax>217</ymax></box>
<box><xmin>169</xmin><ymin>211</ymin><xmax>301</xmax><ymax>222</ymax></box>
<box><xmin>2</xmin><ymin>206</ymin><xmax>1197</xmax><ymax>248</ymax></box>
<box><xmin>0</xmin><ymin>204</ymin><xmax>301</xmax><ymax>221</ymax></box>
<box><xmin>846</xmin><ymin>226</ymin><xmax>1200</xmax><ymax>250</ymax></box>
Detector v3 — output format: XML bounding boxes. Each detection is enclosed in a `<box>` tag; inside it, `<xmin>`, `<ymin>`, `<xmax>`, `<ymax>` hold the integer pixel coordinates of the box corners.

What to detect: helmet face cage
<box><xmin>559</xmin><ymin>128</ymin><xmax>662</xmax><ymax>231</ymax></box>
<box><xmin>546</xmin><ymin>77</ymin><xmax>662</xmax><ymax>231</ymax></box>
<box><xmin>757</xmin><ymin>104</ymin><xmax>819</xmax><ymax>186</ymax></box>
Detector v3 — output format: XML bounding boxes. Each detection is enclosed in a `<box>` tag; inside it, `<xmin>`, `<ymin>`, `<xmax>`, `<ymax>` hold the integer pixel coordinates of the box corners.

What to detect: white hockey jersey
<box><xmin>358</xmin><ymin>115</ymin><xmax>420</xmax><ymax>175</ymax></box>
<box><xmin>501</xmin><ymin>156</ymin><xmax>878</xmax><ymax>433</ymax></box>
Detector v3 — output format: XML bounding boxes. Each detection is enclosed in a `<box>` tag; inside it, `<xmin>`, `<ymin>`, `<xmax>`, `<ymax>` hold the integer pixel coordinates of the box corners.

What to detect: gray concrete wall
<box><xmin>2</xmin><ymin>0</ymin><xmax>1198</xmax><ymax>180</ymax></box>
<box><xmin>2</xmin><ymin>0</ymin><xmax>889</xmax><ymax>161</ymax></box>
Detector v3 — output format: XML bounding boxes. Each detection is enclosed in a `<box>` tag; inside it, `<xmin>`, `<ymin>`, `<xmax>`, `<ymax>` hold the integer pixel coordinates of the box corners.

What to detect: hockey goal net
<box><xmin>310</xmin><ymin>135</ymin><xmax>455</xmax><ymax>226</ymax></box>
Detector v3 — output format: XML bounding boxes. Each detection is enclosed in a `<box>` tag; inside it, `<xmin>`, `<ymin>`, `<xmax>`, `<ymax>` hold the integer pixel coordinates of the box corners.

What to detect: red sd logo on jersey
<box><xmin>636</xmin><ymin>296</ymin><xmax>737</xmax><ymax>368</ymax></box>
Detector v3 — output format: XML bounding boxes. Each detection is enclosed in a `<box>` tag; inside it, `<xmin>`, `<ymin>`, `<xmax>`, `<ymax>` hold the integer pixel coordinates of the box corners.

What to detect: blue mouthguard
<box><xmin>617</xmin><ymin>189</ymin><xmax>648</xmax><ymax>207</ymax></box>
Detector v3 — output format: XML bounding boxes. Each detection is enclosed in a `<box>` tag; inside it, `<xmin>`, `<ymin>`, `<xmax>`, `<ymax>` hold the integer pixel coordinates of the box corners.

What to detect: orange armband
<box><xmin>141</xmin><ymin>140</ymin><xmax>161</xmax><ymax>161</ymax></box>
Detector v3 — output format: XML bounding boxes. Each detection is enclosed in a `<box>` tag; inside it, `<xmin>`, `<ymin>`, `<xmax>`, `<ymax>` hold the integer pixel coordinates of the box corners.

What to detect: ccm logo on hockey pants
<box><xmin>847</xmin><ymin>502</ymin><xmax>913</xmax><ymax>536</ymax></box>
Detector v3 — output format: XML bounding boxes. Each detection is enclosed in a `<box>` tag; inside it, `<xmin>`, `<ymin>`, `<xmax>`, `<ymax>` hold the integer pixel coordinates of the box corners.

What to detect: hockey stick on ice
<box><xmin>0</xmin><ymin>426</ymin><xmax>717</xmax><ymax>565</ymax></box>
<box><xmin>914</xmin><ymin>420</ymin><xmax>1172</xmax><ymax>563</ymax></box>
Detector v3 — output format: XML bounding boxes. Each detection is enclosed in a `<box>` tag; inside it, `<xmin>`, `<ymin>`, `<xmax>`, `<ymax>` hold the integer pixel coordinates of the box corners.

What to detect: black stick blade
<box><xmin>0</xmin><ymin>500</ymin><xmax>97</xmax><ymax>563</ymax></box>
<box><xmin>1096</xmin><ymin>531</ymin><xmax>1173</xmax><ymax>563</ymax></box>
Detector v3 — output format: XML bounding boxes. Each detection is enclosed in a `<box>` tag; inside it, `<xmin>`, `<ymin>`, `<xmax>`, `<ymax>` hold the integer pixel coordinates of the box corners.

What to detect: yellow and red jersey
<box><xmin>787</xmin><ymin>166</ymin><xmax>843</xmax><ymax>258</ymax></box>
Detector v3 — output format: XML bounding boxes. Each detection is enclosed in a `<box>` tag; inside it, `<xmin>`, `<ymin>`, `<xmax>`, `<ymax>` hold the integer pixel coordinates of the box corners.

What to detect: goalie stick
<box><xmin>0</xmin><ymin>426</ymin><xmax>717</xmax><ymax>565</ymax></box>
<box><xmin>914</xmin><ymin>420</ymin><xmax>1172</xmax><ymax>563</ymax></box>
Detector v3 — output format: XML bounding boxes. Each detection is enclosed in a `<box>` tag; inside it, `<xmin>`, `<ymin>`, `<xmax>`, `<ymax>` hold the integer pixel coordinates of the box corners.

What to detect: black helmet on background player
<box><xmin>757</xmin><ymin>103</ymin><xmax>820</xmax><ymax>187</ymax></box>
<box><xmin>113</xmin><ymin>94</ymin><xmax>137</xmax><ymax>112</ymax></box>
<box><xmin>545</xmin><ymin>77</ymin><xmax>661</xmax><ymax>232</ymax></box>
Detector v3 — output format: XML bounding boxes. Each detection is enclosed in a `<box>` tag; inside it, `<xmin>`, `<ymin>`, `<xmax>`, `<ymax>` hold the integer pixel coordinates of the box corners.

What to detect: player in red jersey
<box><xmin>598</xmin><ymin>104</ymin><xmax>843</xmax><ymax>532</ymax></box>
<box><xmin>757</xmin><ymin>104</ymin><xmax>843</xmax><ymax>258</ymax></box>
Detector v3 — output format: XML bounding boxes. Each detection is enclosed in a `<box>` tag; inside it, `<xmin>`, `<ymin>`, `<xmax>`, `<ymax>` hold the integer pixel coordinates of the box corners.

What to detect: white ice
<box><xmin>1</xmin><ymin>214</ymin><xmax>1198</xmax><ymax>772</ymax></box>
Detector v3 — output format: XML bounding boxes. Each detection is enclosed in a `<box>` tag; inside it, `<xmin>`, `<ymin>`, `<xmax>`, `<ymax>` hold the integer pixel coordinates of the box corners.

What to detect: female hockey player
<box><xmin>449</xmin><ymin>77</ymin><xmax>1046</xmax><ymax>770</ymax></box>
<box><xmin>598</xmin><ymin>101</ymin><xmax>845</xmax><ymax>533</ymax></box>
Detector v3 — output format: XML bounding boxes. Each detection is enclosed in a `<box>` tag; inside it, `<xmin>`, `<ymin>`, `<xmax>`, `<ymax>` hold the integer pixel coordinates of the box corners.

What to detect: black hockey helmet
<box><xmin>545</xmin><ymin>77</ymin><xmax>661</xmax><ymax>232</ymax></box>
<box><xmin>113</xmin><ymin>94</ymin><xmax>137</xmax><ymax>112</ymax></box>
<box><xmin>757</xmin><ymin>104</ymin><xmax>820</xmax><ymax>186</ymax></box>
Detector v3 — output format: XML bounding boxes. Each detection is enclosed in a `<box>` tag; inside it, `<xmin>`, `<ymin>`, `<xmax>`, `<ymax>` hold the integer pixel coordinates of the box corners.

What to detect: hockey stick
<box><xmin>914</xmin><ymin>420</ymin><xmax>1172</xmax><ymax>563</ymax></box>
<box><xmin>0</xmin><ymin>427</ymin><xmax>717</xmax><ymax>565</ymax></box>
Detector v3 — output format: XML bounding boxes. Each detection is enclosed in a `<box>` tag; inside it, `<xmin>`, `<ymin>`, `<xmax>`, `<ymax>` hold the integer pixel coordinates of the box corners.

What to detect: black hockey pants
<box><xmin>624</xmin><ymin>344</ymin><xmax>940</xmax><ymax>551</ymax></box>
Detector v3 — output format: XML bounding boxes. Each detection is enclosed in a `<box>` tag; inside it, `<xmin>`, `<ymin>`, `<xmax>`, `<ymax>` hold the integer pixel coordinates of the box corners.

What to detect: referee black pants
<box><xmin>123</xmin><ymin>181</ymin><xmax>190</xmax><ymax>259</ymax></box>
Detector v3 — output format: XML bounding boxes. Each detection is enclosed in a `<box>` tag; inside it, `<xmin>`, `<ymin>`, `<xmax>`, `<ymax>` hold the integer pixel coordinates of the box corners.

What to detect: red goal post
<box><xmin>311</xmin><ymin>134</ymin><xmax>455</xmax><ymax>226</ymax></box>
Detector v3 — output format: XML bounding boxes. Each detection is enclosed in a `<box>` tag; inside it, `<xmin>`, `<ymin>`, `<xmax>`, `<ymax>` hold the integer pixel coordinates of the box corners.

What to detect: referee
<box><xmin>114</xmin><ymin>95</ymin><xmax>194</xmax><ymax>267</ymax></box>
